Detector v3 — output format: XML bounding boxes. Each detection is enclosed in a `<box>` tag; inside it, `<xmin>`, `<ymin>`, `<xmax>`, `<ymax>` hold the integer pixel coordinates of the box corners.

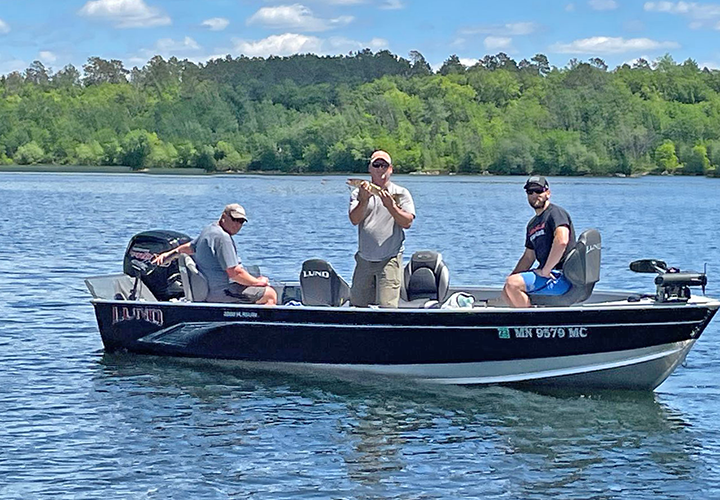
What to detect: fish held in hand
<box><xmin>346</xmin><ymin>178</ymin><xmax>401</xmax><ymax>204</ymax></box>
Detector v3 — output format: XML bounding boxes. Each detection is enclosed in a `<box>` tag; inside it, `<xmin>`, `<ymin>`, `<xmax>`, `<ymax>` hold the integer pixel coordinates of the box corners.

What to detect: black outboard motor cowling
<box><xmin>123</xmin><ymin>230</ymin><xmax>191</xmax><ymax>301</ymax></box>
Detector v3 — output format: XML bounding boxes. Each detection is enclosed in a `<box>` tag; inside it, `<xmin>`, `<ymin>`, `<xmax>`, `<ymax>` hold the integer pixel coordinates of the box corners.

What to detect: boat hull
<box><xmin>92</xmin><ymin>298</ymin><xmax>717</xmax><ymax>390</ymax></box>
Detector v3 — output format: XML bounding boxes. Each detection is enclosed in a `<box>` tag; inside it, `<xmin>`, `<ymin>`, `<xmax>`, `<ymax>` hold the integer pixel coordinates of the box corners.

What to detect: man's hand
<box><xmin>378</xmin><ymin>189</ymin><xmax>395</xmax><ymax>209</ymax></box>
<box><xmin>533</xmin><ymin>268</ymin><xmax>553</xmax><ymax>279</ymax></box>
<box><xmin>358</xmin><ymin>181</ymin><xmax>372</xmax><ymax>202</ymax></box>
<box><xmin>151</xmin><ymin>252</ymin><xmax>171</xmax><ymax>266</ymax></box>
<box><xmin>255</xmin><ymin>276</ymin><xmax>270</xmax><ymax>287</ymax></box>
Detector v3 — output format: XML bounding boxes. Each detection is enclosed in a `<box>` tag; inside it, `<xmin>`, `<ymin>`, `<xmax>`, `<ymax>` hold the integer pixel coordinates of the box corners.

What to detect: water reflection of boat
<box><xmin>85</xmin><ymin>232</ymin><xmax>719</xmax><ymax>391</ymax></box>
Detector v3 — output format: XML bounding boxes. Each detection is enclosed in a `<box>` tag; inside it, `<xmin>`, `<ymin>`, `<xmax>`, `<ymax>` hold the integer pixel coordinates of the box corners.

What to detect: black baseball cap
<box><xmin>523</xmin><ymin>175</ymin><xmax>549</xmax><ymax>190</ymax></box>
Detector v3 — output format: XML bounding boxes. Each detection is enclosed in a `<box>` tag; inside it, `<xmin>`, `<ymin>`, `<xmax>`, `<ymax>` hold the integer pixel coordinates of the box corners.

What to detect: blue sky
<box><xmin>1</xmin><ymin>0</ymin><xmax>719</xmax><ymax>76</ymax></box>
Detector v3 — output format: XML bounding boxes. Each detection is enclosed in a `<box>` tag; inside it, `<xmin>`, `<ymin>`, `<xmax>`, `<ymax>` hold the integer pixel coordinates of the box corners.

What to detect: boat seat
<box><xmin>400</xmin><ymin>251</ymin><xmax>450</xmax><ymax>308</ymax></box>
<box><xmin>300</xmin><ymin>259</ymin><xmax>351</xmax><ymax>307</ymax></box>
<box><xmin>177</xmin><ymin>254</ymin><xmax>209</xmax><ymax>302</ymax></box>
<box><xmin>531</xmin><ymin>229</ymin><xmax>602</xmax><ymax>307</ymax></box>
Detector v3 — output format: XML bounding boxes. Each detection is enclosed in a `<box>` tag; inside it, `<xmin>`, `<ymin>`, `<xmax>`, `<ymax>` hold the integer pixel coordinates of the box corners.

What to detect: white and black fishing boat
<box><xmin>86</xmin><ymin>229</ymin><xmax>719</xmax><ymax>390</ymax></box>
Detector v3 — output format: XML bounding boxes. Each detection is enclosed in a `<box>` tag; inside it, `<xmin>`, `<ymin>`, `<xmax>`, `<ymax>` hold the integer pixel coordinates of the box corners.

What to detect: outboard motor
<box><xmin>299</xmin><ymin>259</ymin><xmax>350</xmax><ymax>306</ymax></box>
<box><xmin>123</xmin><ymin>230</ymin><xmax>191</xmax><ymax>301</ymax></box>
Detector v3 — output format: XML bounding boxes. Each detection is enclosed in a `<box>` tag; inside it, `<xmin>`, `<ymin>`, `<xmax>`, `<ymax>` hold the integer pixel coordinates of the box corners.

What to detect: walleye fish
<box><xmin>346</xmin><ymin>178</ymin><xmax>402</xmax><ymax>204</ymax></box>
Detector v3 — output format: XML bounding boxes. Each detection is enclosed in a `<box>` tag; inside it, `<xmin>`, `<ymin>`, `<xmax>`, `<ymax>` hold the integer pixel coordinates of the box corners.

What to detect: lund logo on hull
<box><xmin>112</xmin><ymin>306</ymin><xmax>164</xmax><ymax>326</ymax></box>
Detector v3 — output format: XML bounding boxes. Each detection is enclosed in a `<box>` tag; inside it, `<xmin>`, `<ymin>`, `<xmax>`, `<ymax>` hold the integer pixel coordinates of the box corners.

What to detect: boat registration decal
<box><xmin>498</xmin><ymin>327</ymin><xmax>588</xmax><ymax>339</ymax></box>
<box><xmin>223</xmin><ymin>311</ymin><xmax>259</xmax><ymax>318</ymax></box>
<box><xmin>112</xmin><ymin>306</ymin><xmax>164</xmax><ymax>326</ymax></box>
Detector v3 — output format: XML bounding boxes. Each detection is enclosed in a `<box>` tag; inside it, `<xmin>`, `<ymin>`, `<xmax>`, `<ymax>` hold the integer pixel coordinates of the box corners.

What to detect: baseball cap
<box><xmin>224</xmin><ymin>203</ymin><xmax>248</xmax><ymax>222</ymax></box>
<box><xmin>523</xmin><ymin>175</ymin><xmax>549</xmax><ymax>190</ymax></box>
<box><xmin>370</xmin><ymin>150</ymin><xmax>392</xmax><ymax>165</ymax></box>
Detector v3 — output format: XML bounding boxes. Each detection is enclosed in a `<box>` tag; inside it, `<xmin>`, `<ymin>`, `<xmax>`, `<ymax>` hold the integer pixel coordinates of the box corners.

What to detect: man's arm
<box><xmin>536</xmin><ymin>226</ymin><xmax>570</xmax><ymax>277</ymax></box>
<box><xmin>151</xmin><ymin>241</ymin><xmax>194</xmax><ymax>266</ymax></box>
<box><xmin>349</xmin><ymin>184</ymin><xmax>371</xmax><ymax>226</ymax></box>
<box><xmin>378</xmin><ymin>190</ymin><xmax>414</xmax><ymax>229</ymax></box>
<box><xmin>510</xmin><ymin>248</ymin><xmax>536</xmax><ymax>275</ymax></box>
<box><xmin>227</xmin><ymin>265</ymin><xmax>270</xmax><ymax>287</ymax></box>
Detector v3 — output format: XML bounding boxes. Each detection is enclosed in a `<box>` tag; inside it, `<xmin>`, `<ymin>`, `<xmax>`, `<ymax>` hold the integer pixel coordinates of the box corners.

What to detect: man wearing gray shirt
<box><xmin>349</xmin><ymin>150</ymin><xmax>415</xmax><ymax>308</ymax></box>
<box><xmin>152</xmin><ymin>204</ymin><xmax>277</xmax><ymax>305</ymax></box>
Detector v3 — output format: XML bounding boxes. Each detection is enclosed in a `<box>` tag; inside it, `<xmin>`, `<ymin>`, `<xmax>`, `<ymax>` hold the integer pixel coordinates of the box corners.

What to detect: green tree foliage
<box><xmin>0</xmin><ymin>51</ymin><xmax>719</xmax><ymax>177</ymax></box>
<box><xmin>121</xmin><ymin>130</ymin><xmax>153</xmax><ymax>169</ymax></box>
<box><xmin>75</xmin><ymin>141</ymin><xmax>104</xmax><ymax>165</ymax></box>
<box><xmin>82</xmin><ymin>57</ymin><xmax>129</xmax><ymax>86</ymax></box>
<box><xmin>15</xmin><ymin>141</ymin><xmax>45</xmax><ymax>164</ymax></box>
<box><xmin>683</xmin><ymin>144</ymin><xmax>710</xmax><ymax>175</ymax></box>
<box><xmin>654</xmin><ymin>140</ymin><xmax>679</xmax><ymax>173</ymax></box>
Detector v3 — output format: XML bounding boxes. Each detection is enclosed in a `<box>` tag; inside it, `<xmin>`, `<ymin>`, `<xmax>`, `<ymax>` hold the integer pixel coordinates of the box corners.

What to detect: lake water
<box><xmin>1</xmin><ymin>172</ymin><xmax>720</xmax><ymax>499</ymax></box>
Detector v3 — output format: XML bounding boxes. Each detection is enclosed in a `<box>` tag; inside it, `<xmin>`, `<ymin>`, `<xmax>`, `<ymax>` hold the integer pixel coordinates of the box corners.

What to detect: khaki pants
<box><xmin>350</xmin><ymin>253</ymin><xmax>402</xmax><ymax>308</ymax></box>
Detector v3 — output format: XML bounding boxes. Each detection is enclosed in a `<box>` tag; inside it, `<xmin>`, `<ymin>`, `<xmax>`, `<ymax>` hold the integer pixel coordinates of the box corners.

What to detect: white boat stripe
<box><xmin>201</xmin><ymin>319</ymin><xmax>703</xmax><ymax>329</ymax></box>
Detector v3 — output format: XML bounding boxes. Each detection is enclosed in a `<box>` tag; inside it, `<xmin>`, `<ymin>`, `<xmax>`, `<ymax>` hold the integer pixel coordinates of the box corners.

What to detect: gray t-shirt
<box><xmin>191</xmin><ymin>222</ymin><xmax>240</xmax><ymax>295</ymax></box>
<box><xmin>349</xmin><ymin>181</ymin><xmax>416</xmax><ymax>262</ymax></box>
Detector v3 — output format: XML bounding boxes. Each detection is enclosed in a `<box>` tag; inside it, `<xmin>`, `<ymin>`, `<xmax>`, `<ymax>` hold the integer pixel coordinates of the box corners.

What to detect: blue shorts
<box><xmin>520</xmin><ymin>270</ymin><xmax>571</xmax><ymax>296</ymax></box>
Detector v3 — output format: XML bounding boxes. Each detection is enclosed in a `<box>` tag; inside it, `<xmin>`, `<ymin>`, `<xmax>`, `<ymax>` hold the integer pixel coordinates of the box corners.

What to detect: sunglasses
<box><xmin>525</xmin><ymin>187</ymin><xmax>547</xmax><ymax>195</ymax></box>
<box><xmin>231</xmin><ymin>217</ymin><xmax>246</xmax><ymax>224</ymax></box>
<box><xmin>371</xmin><ymin>160</ymin><xmax>390</xmax><ymax>169</ymax></box>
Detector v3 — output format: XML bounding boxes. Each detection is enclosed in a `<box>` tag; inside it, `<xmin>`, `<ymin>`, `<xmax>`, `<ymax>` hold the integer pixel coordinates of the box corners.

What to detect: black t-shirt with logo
<box><xmin>524</xmin><ymin>204</ymin><xmax>576</xmax><ymax>270</ymax></box>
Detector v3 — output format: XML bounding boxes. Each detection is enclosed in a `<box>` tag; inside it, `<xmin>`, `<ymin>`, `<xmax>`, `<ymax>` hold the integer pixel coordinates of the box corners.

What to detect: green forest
<box><xmin>2</xmin><ymin>50</ymin><xmax>720</xmax><ymax>177</ymax></box>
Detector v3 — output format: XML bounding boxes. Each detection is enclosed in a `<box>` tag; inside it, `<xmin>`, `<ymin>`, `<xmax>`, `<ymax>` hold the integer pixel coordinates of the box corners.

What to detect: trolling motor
<box><xmin>629</xmin><ymin>259</ymin><xmax>707</xmax><ymax>303</ymax></box>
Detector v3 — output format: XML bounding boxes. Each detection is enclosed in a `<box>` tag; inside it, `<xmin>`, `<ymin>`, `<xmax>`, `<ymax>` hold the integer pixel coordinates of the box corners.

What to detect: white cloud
<box><xmin>156</xmin><ymin>36</ymin><xmax>200</xmax><ymax>52</ymax></box>
<box><xmin>134</xmin><ymin>36</ymin><xmax>202</xmax><ymax>63</ymax></box>
<box><xmin>39</xmin><ymin>51</ymin><xmax>57</xmax><ymax>63</ymax></box>
<box><xmin>380</xmin><ymin>0</ymin><xmax>404</xmax><ymax>9</ymax></box>
<box><xmin>551</xmin><ymin>36</ymin><xmax>680</xmax><ymax>54</ymax></box>
<box><xmin>78</xmin><ymin>0</ymin><xmax>171</xmax><ymax>28</ymax></box>
<box><xmin>202</xmin><ymin>17</ymin><xmax>229</xmax><ymax>31</ymax></box>
<box><xmin>460</xmin><ymin>22</ymin><xmax>538</xmax><ymax>36</ymax></box>
<box><xmin>232</xmin><ymin>33</ymin><xmax>387</xmax><ymax>57</ymax></box>
<box><xmin>484</xmin><ymin>36</ymin><xmax>513</xmax><ymax>51</ymax></box>
<box><xmin>247</xmin><ymin>4</ymin><xmax>353</xmax><ymax>32</ymax></box>
<box><xmin>0</xmin><ymin>18</ymin><xmax>10</xmax><ymax>34</ymax></box>
<box><xmin>699</xmin><ymin>60</ymin><xmax>720</xmax><ymax>69</ymax></box>
<box><xmin>459</xmin><ymin>58</ymin><xmax>479</xmax><ymax>67</ymax></box>
<box><xmin>588</xmin><ymin>0</ymin><xmax>618</xmax><ymax>10</ymax></box>
<box><xmin>644</xmin><ymin>1</ymin><xmax>720</xmax><ymax>29</ymax></box>
<box><xmin>566</xmin><ymin>3</ymin><xmax>577</xmax><ymax>11</ymax></box>
<box><xmin>622</xmin><ymin>55</ymin><xmax>651</xmax><ymax>65</ymax></box>
<box><xmin>644</xmin><ymin>1</ymin><xmax>720</xmax><ymax>15</ymax></box>
<box><xmin>234</xmin><ymin>34</ymin><xmax>323</xmax><ymax>56</ymax></box>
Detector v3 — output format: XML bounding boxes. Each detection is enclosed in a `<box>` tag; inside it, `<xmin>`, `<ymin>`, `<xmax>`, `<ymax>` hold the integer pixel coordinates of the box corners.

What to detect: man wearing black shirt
<box><xmin>502</xmin><ymin>176</ymin><xmax>576</xmax><ymax>307</ymax></box>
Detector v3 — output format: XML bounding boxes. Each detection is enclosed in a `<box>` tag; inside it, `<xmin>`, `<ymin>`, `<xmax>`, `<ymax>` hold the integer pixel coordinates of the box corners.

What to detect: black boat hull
<box><xmin>92</xmin><ymin>298</ymin><xmax>717</xmax><ymax>390</ymax></box>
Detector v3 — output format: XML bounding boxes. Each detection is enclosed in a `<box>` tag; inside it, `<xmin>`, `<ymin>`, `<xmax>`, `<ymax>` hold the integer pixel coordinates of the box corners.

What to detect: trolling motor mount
<box><xmin>630</xmin><ymin>259</ymin><xmax>707</xmax><ymax>303</ymax></box>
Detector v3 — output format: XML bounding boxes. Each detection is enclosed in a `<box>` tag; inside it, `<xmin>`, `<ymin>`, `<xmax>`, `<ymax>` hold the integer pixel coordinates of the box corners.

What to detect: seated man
<box><xmin>502</xmin><ymin>176</ymin><xmax>576</xmax><ymax>307</ymax></box>
<box><xmin>152</xmin><ymin>204</ymin><xmax>277</xmax><ymax>305</ymax></box>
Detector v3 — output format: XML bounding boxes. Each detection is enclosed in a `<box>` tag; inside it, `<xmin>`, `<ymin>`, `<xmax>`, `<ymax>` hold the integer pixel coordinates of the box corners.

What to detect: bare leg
<box><xmin>502</xmin><ymin>274</ymin><xmax>531</xmax><ymax>308</ymax></box>
<box><xmin>256</xmin><ymin>287</ymin><xmax>277</xmax><ymax>305</ymax></box>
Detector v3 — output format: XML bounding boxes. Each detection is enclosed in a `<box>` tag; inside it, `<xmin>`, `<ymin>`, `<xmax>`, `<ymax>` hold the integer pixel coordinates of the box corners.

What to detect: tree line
<box><xmin>2</xmin><ymin>50</ymin><xmax>720</xmax><ymax>177</ymax></box>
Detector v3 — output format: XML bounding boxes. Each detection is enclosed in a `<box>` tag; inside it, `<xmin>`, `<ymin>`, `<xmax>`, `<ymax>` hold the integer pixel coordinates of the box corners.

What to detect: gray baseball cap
<box><xmin>523</xmin><ymin>175</ymin><xmax>549</xmax><ymax>190</ymax></box>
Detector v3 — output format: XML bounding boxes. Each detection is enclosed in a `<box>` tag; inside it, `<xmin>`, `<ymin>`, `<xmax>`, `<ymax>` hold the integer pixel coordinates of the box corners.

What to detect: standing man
<box><xmin>502</xmin><ymin>176</ymin><xmax>576</xmax><ymax>308</ymax></box>
<box><xmin>152</xmin><ymin>204</ymin><xmax>277</xmax><ymax>305</ymax></box>
<box><xmin>349</xmin><ymin>150</ymin><xmax>415</xmax><ymax>308</ymax></box>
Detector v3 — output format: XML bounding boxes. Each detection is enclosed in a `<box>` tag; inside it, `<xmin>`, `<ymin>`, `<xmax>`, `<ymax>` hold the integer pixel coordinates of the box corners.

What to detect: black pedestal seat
<box><xmin>399</xmin><ymin>251</ymin><xmax>450</xmax><ymax>308</ymax></box>
<box><xmin>299</xmin><ymin>259</ymin><xmax>351</xmax><ymax>307</ymax></box>
<box><xmin>531</xmin><ymin>229</ymin><xmax>601</xmax><ymax>307</ymax></box>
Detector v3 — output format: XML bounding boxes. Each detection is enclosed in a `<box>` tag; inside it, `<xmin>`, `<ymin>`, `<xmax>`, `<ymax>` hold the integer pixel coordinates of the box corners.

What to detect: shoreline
<box><xmin>0</xmin><ymin>164</ymin><xmax>716</xmax><ymax>179</ymax></box>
